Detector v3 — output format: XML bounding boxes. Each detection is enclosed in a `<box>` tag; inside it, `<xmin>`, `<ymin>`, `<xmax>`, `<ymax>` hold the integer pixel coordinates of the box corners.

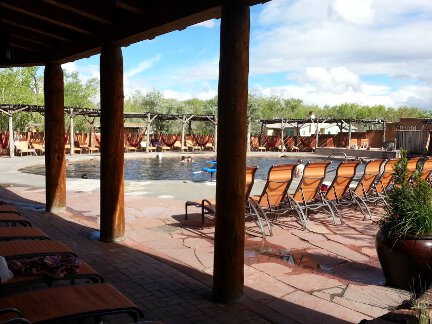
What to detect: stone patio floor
<box><xmin>0</xmin><ymin>183</ymin><xmax>413</xmax><ymax>324</ymax></box>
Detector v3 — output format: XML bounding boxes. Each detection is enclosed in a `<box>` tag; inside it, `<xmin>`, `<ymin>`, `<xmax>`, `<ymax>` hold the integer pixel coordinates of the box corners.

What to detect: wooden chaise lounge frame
<box><xmin>0</xmin><ymin>240</ymin><xmax>104</xmax><ymax>292</ymax></box>
<box><xmin>0</xmin><ymin>213</ymin><xmax>31</xmax><ymax>227</ymax></box>
<box><xmin>0</xmin><ymin>283</ymin><xmax>143</xmax><ymax>323</ymax></box>
<box><xmin>420</xmin><ymin>158</ymin><xmax>432</xmax><ymax>183</ymax></box>
<box><xmin>375</xmin><ymin>158</ymin><xmax>400</xmax><ymax>197</ymax></box>
<box><xmin>184</xmin><ymin>166</ymin><xmax>271</xmax><ymax>236</ymax></box>
<box><xmin>349</xmin><ymin>159</ymin><xmax>386</xmax><ymax>219</ymax></box>
<box><xmin>322</xmin><ymin>161</ymin><xmax>361</xmax><ymax>221</ymax></box>
<box><xmin>0</xmin><ymin>227</ymin><xmax>49</xmax><ymax>241</ymax></box>
<box><xmin>287</xmin><ymin>161</ymin><xmax>335</xmax><ymax>227</ymax></box>
<box><xmin>249</xmin><ymin>164</ymin><xmax>298</xmax><ymax>232</ymax></box>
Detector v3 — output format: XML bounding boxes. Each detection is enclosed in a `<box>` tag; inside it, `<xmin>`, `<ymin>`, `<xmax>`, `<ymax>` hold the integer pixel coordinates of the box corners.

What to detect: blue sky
<box><xmin>64</xmin><ymin>0</ymin><xmax>432</xmax><ymax>108</ymax></box>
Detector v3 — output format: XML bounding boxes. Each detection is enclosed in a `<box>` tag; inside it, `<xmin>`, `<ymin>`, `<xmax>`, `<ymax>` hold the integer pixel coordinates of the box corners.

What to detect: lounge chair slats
<box><xmin>0</xmin><ymin>227</ymin><xmax>49</xmax><ymax>241</ymax></box>
<box><xmin>0</xmin><ymin>240</ymin><xmax>76</xmax><ymax>259</ymax></box>
<box><xmin>0</xmin><ymin>283</ymin><xmax>144</xmax><ymax>323</ymax></box>
<box><xmin>1</xmin><ymin>260</ymin><xmax>104</xmax><ymax>293</ymax></box>
<box><xmin>0</xmin><ymin>205</ymin><xmax>20</xmax><ymax>215</ymax></box>
<box><xmin>0</xmin><ymin>213</ymin><xmax>31</xmax><ymax>227</ymax></box>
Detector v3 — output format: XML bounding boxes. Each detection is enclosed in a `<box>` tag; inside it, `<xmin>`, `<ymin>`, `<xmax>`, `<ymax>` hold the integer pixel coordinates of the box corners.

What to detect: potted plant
<box><xmin>376</xmin><ymin>150</ymin><xmax>432</xmax><ymax>293</ymax></box>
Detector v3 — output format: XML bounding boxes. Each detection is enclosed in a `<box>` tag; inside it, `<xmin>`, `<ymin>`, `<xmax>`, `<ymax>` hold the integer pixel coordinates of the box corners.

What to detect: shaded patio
<box><xmin>0</xmin><ymin>180</ymin><xmax>411</xmax><ymax>323</ymax></box>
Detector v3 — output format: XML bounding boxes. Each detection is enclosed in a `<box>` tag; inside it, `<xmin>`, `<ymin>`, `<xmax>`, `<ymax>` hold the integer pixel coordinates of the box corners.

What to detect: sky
<box><xmin>63</xmin><ymin>0</ymin><xmax>432</xmax><ymax>109</ymax></box>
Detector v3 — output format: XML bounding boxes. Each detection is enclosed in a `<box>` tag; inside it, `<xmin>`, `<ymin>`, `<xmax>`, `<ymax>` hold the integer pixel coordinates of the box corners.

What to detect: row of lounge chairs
<box><xmin>185</xmin><ymin>157</ymin><xmax>432</xmax><ymax>237</ymax></box>
<box><xmin>0</xmin><ymin>202</ymin><xmax>144</xmax><ymax>323</ymax></box>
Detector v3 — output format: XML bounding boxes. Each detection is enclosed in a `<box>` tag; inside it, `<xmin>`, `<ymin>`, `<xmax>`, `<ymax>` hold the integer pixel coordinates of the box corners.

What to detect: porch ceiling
<box><xmin>0</xmin><ymin>0</ymin><xmax>268</xmax><ymax>67</ymax></box>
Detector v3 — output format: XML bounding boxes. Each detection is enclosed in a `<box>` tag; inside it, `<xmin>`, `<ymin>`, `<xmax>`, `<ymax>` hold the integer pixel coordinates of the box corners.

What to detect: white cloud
<box><xmin>125</xmin><ymin>55</ymin><xmax>161</xmax><ymax>79</ymax></box>
<box><xmin>301</xmin><ymin>66</ymin><xmax>362</xmax><ymax>94</ymax></box>
<box><xmin>163</xmin><ymin>89</ymin><xmax>192</xmax><ymax>101</ymax></box>
<box><xmin>62</xmin><ymin>61</ymin><xmax>99</xmax><ymax>82</ymax></box>
<box><xmin>328</xmin><ymin>0</ymin><xmax>375</xmax><ymax>26</ymax></box>
<box><xmin>192</xmin><ymin>19</ymin><xmax>218</xmax><ymax>29</ymax></box>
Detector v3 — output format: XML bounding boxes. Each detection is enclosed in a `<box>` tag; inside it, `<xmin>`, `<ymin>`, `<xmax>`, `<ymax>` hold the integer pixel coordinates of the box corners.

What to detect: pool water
<box><xmin>21</xmin><ymin>156</ymin><xmax>354</xmax><ymax>182</ymax></box>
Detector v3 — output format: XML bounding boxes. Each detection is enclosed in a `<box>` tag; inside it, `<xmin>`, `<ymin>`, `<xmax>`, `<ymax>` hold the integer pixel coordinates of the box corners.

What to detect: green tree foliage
<box><xmin>2</xmin><ymin>67</ymin><xmax>432</xmax><ymax>134</ymax></box>
<box><xmin>0</xmin><ymin>67</ymin><xmax>98</xmax><ymax>132</ymax></box>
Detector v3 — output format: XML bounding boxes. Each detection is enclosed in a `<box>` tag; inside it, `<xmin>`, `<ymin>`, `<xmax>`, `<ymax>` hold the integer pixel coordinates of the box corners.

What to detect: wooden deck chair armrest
<box><xmin>0</xmin><ymin>309</ymin><xmax>32</xmax><ymax>324</ymax></box>
<box><xmin>4</xmin><ymin>251</ymin><xmax>78</xmax><ymax>261</ymax></box>
<box><xmin>0</xmin><ymin>308</ymin><xmax>24</xmax><ymax>318</ymax></box>
<box><xmin>2</xmin><ymin>318</ymin><xmax>32</xmax><ymax>324</ymax></box>
<box><xmin>201</xmin><ymin>199</ymin><xmax>215</xmax><ymax>214</ymax></box>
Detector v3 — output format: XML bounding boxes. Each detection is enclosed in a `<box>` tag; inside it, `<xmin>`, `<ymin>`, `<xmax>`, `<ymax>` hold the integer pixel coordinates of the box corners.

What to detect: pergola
<box><xmin>0</xmin><ymin>0</ymin><xmax>267</xmax><ymax>303</ymax></box>
<box><xmin>0</xmin><ymin>104</ymin><xmax>217</xmax><ymax>153</ymax></box>
<box><xmin>259</xmin><ymin>117</ymin><xmax>387</xmax><ymax>150</ymax></box>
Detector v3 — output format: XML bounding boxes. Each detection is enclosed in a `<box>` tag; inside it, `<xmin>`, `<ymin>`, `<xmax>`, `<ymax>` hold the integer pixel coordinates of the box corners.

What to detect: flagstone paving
<box><xmin>0</xmin><ymin>183</ymin><xmax>414</xmax><ymax>324</ymax></box>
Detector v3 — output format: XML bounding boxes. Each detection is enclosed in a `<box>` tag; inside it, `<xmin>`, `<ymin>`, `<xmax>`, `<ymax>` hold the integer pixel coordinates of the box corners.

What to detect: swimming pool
<box><xmin>20</xmin><ymin>156</ymin><xmax>353</xmax><ymax>182</ymax></box>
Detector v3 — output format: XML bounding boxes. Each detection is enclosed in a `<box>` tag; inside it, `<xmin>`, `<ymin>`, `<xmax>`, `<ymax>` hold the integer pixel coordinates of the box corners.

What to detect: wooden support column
<box><xmin>214</xmin><ymin>117</ymin><xmax>218</xmax><ymax>152</ymax></box>
<box><xmin>213</xmin><ymin>0</ymin><xmax>250</xmax><ymax>304</ymax></box>
<box><xmin>100</xmin><ymin>45</ymin><xmax>125</xmax><ymax>242</ymax></box>
<box><xmin>348</xmin><ymin>120</ymin><xmax>352</xmax><ymax>146</ymax></box>
<box><xmin>70</xmin><ymin>109</ymin><xmax>75</xmax><ymax>155</ymax></box>
<box><xmin>8</xmin><ymin>115</ymin><xmax>13</xmax><ymax>157</ymax></box>
<box><xmin>246</xmin><ymin>120</ymin><xmax>251</xmax><ymax>152</ymax></box>
<box><xmin>44</xmin><ymin>63</ymin><xmax>66</xmax><ymax>211</ymax></box>
<box><xmin>181</xmin><ymin>116</ymin><xmax>186</xmax><ymax>151</ymax></box>
<box><xmin>146</xmin><ymin>113</ymin><xmax>151</xmax><ymax>153</ymax></box>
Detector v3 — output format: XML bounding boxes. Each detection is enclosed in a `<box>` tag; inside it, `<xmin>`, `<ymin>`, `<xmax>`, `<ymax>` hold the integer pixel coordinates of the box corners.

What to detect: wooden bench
<box><xmin>15</xmin><ymin>141</ymin><xmax>36</xmax><ymax>156</ymax></box>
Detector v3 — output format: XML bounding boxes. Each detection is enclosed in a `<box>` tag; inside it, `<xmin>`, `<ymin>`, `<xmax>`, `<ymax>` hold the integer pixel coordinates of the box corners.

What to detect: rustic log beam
<box><xmin>213</xmin><ymin>0</ymin><xmax>250</xmax><ymax>304</ymax></box>
<box><xmin>44</xmin><ymin>63</ymin><xmax>66</xmax><ymax>211</ymax></box>
<box><xmin>100</xmin><ymin>45</ymin><xmax>125</xmax><ymax>242</ymax></box>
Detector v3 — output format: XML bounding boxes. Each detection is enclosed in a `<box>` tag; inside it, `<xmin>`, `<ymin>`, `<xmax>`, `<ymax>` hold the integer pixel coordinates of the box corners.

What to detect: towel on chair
<box><xmin>0</xmin><ymin>256</ymin><xmax>14</xmax><ymax>283</ymax></box>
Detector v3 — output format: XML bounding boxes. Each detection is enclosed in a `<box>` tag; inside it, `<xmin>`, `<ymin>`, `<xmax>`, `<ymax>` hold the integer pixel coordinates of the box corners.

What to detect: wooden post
<box><xmin>8</xmin><ymin>115</ymin><xmax>14</xmax><ymax>157</ymax></box>
<box><xmin>146</xmin><ymin>113</ymin><xmax>151</xmax><ymax>153</ymax></box>
<box><xmin>348</xmin><ymin>120</ymin><xmax>352</xmax><ymax>147</ymax></box>
<box><xmin>280</xmin><ymin>118</ymin><xmax>285</xmax><ymax>152</ymax></box>
<box><xmin>100</xmin><ymin>45</ymin><xmax>125</xmax><ymax>242</ymax></box>
<box><xmin>70</xmin><ymin>108</ymin><xmax>75</xmax><ymax>155</ymax></box>
<box><xmin>246</xmin><ymin>119</ymin><xmax>251</xmax><ymax>152</ymax></box>
<box><xmin>181</xmin><ymin>115</ymin><xmax>186</xmax><ymax>151</ymax></box>
<box><xmin>382</xmin><ymin>120</ymin><xmax>386</xmax><ymax>144</ymax></box>
<box><xmin>44</xmin><ymin>63</ymin><xmax>66</xmax><ymax>211</ymax></box>
<box><xmin>214</xmin><ymin>116</ymin><xmax>218</xmax><ymax>152</ymax></box>
<box><xmin>213</xmin><ymin>0</ymin><xmax>250</xmax><ymax>304</ymax></box>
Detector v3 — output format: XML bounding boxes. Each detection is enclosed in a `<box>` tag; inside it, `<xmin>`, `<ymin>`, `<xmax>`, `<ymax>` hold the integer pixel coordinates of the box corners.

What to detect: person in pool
<box><xmin>294</xmin><ymin>159</ymin><xmax>305</xmax><ymax>178</ymax></box>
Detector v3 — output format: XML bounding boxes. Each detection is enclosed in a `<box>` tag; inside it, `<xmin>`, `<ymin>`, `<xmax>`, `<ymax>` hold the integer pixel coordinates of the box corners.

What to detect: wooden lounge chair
<box><xmin>0</xmin><ymin>240</ymin><xmax>105</xmax><ymax>292</ymax></box>
<box><xmin>360</xmin><ymin>139</ymin><xmax>369</xmax><ymax>149</ymax></box>
<box><xmin>0</xmin><ymin>205</ymin><xmax>21</xmax><ymax>215</ymax></box>
<box><xmin>420</xmin><ymin>158</ymin><xmax>432</xmax><ymax>183</ymax></box>
<box><xmin>249</xmin><ymin>164</ymin><xmax>298</xmax><ymax>232</ymax></box>
<box><xmin>31</xmin><ymin>143</ymin><xmax>45</xmax><ymax>155</ymax></box>
<box><xmin>405</xmin><ymin>157</ymin><xmax>421</xmax><ymax>181</ymax></box>
<box><xmin>14</xmin><ymin>141</ymin><xmax>36</xmax><ymax>156</ymax></box>
<box><xmin>375</xmin><ymin>158</ymin><xmax>400</xmax><ymax>197</ymax></box>
<box><xmin>322</xmin><ymin>161</ymin><xmax>361</xmax><ymax>221</ymax></box>
<box><xmin>288</xmin><ymin>161</ymin><xmax>335</xmax><ymax>227</ymax></box>
<box><xmin>0</xmin><ymin>283</ymin><xmax>143</xmax><ymax>323</ymax></box>
<box><xmin>185</xmin><ymin>139</ymin><xmax>201</xmax><ymax>152</ymax></box>
<box><xmin>64</xmin><ymin>144</ymin><xmax>81</xmax><ymax>154</ymax></box>
<box><xmin>0</xmin><ymin>213</ymin><xmax>31</xmax><ymax>227</ymax></box>
<box><xmin>349</xmin><ymin>159</ymin><xmax>386</xmax><ymax>218</ymax></box>
<box><xmin>184</xmin><ymin>167</ymin><xmax>269</xmax><ymax>235</ymax></box>
<box><xmin>0</xmin><ymin>240</ymin><xmax>77</xmax><ymax>260</ymax></box>
<box><xmin>0</xmin><ymin>227</ymin><xmax>49</xmax><ymax>241</ymax></box>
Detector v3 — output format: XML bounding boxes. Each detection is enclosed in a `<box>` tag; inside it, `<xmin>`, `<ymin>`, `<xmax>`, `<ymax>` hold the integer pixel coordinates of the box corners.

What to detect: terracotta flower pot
<box><xmin>376</xmin><ymin>229</ymin><xmax>432</xmax><ymax>293</ymax></box>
